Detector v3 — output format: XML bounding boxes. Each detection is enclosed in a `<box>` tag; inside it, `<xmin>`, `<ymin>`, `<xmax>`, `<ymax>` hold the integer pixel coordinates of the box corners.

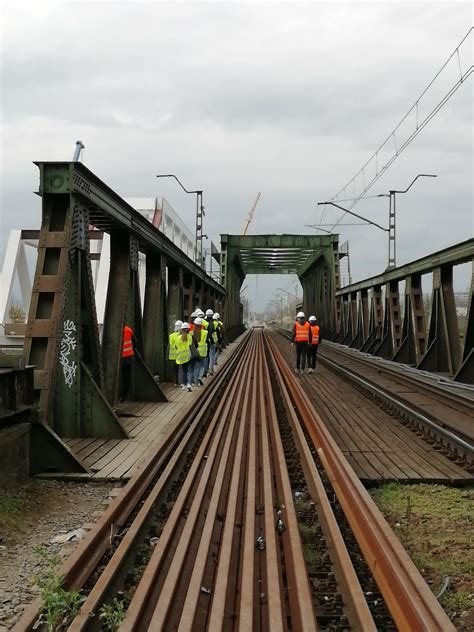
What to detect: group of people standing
<box><xmin>168</xmin><ymin>307</ymin><xmax>224</xmax><ymax>392</ymax></box>
<box><xmin>291</xmin><ymin>311</ymin><xmax>321</xmax><ymax>374</ymax></box>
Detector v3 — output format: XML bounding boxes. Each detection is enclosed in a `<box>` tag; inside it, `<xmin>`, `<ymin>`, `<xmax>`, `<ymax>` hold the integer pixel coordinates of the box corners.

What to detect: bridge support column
<box><xmin>374</xmin><ymin>280</ymin><xmax>401</xmax><ymax>359</ymax></box>
<box><xmin>167</xmin><ymin>265</ymin><xmax>184</xmax><ymax>332</ymax></box>
<box><xmin>361</xmin><ymin>285</ymin><xmax>383</xmax><ymax>353</ymax></box>
<box><xmin>183</xmin><ymin>273</ymin><xmax>195</xmax><ymax>322</ymax></box>
<box><xmin>143</xmin><ymin>252</ymin><xmax>168</xmax><ymax>382</ymax></box>
<box><xmin>102</xmin><ymin>233</ymin><xmax>165</xmax><ymax>406</ymax></box>
<box><xmin>455</xmin><ymin>265</ymin><xmax>474</xmax><ymax>383</ymax></box>
<box><xmin>23</xmin><ymin>176</ymin><xmax>126</xmax><ymax>441</ymax></box>
<box><xmin>393</xmin><ymin>274</ymin><xmax>426</xmax><ymax>365</ymax></box>
<box><xmin>418</xmin><ymin>265</ymin><xmax>460</xmax><ymax>374</ymax></box>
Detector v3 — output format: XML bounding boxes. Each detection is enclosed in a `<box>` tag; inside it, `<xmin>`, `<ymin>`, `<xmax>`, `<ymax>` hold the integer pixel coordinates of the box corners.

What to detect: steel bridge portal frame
<box><xmin>23</xmin><ymin>162</ymin><xmax>225</xmax><ymax>461</ymax></box>
<box><xmin>220</xmin><ymin>234</ymin><xmax>339</xmax><ymax>334</ymax></box>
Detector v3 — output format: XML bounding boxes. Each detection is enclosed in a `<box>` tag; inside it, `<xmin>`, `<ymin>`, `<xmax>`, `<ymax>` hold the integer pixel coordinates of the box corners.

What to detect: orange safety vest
<box><xmin>189</xmin><ymin>322</ymin><xmax>195</xmax><ymax>332</ymax></box>
<box><xmin>295</xmin><ymin>321</ymin><xmax>310</xmax><ymax>342</ymax></box>
<box><xmin>122</xmin><ymin>326</ymin><xmax>134</xmax><ymax>358</ymax></box>
<box><xmin>310</xmin><ymin>324</ymin><xmax>320</xmax><ymax>345</ymax></box>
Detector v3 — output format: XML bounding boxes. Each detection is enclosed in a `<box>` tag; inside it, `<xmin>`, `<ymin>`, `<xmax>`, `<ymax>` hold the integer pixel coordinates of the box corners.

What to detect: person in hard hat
<box><xmin>308</xmin><ymin>315</ymin><xmax>321</xmax><ymax>373</ymax></box>
<box><xmin>196</xmin><ymin>308</ymin><xmax>208</xmax><ymax>329</ymax></box>
<box><xmin>168</xmin><ymin>320</ymin><xmax>183</xmax><ymax>386</ymax></box>
<box><xmin>192</xmin><ymin>317</ymin><xmax>208</xmax><ymax>386</ymax></box>
<box><xmin>291</xmin><ymin>312</ymin><xmax>312</xmax><ymax>373</ymax></box>
<box><xmin>121</xmin><ymin>323</ymin><xmax>137</xmax><ymax>400</ymax></box>
<box><xmin>202</xmin><ymin>309</ymin><xmax>214</xmax><ymax>376</ymax></box>
<box><xmin>189</xmin><ymin>311</ymin><xmax>198</xmax><ymax>332</ymax></box>
<box><xmin>204</xmin><ymin>308</ymin><xmax>221</xmax><ymax>375</ymax></box>
<box><xmin>174</xmin><ymin>322</ymin><xmax>194</xmax><ymax>392</ymax></box>
<box><xmin>212</xmin><ymin>312</ymin><xmax>224</xmax><ymax>365</ymax></box>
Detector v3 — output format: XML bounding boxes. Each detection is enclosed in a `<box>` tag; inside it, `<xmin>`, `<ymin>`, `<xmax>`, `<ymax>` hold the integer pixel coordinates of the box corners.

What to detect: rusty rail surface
<box><xmin>266</xmin><ymin>332</ymin><xmax>455</xmax><ymax>631</ymax></box>
<box><xmin>14</xmin><ymin>329</ymin><xmax>455</xmax><ymax>631</ymax></box>
<box><xmin>13</xmin><ymin>332</ymin><xmax>251</xmax><ymax>632</ymax></box>
<box><xmin>277</xmin><ymin>327</ymin><xmax>474</xmax><ymax>462</ymax></box>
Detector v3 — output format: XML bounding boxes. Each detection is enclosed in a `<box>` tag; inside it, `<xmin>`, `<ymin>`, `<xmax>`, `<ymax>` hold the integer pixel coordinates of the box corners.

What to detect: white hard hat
<box><xmin>309</xmin><ymin>315</ymin><xmax>317</xmax><ymax>322</ymax></box>
<box><xmin>174</xmin><ymin>319</ymin><xmax>183</xmax><ymax>331</ymax></box>
<box><xmin>190</xmin><ymin>311</ymin><xmax>197</xmax><ymax>319</ymax></box>
<box><xmin>197</xmin><ymin>309</ymin><xmax>205</xmax><ymax>317</ymax></box>
<box><xmin>213</xmin><ymin>313</ymin><xmax>220</xmax><ymax>320</ymax></box>
<box><xmin>181</xmin><ymin>322</ymin><xmax>191</xmax><ymax>330</ymax></box>
<box><xmin>205</xmin><ymin>309</ymin><xmax>214</xmax><ymax>316</ymax></box>
<box><xmin>297</xmin><ymin>311</ymin><xmax>305</xmax><ymax>318</ymax></box>
<box><xmin>194</xmin><ymin>317</ymin><xmax>204</xmax><ymax>326</ymax></box>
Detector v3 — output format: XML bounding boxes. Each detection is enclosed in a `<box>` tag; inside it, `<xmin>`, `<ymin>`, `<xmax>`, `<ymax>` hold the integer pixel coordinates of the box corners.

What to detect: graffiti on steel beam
<box><xmin>60</xmin><ymin>320</ymin><xmax>78</xmax><ymax>387</ymax></box>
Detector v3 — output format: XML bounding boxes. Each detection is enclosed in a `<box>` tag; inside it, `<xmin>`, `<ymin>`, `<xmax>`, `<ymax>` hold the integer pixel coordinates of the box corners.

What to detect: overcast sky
<box><xmin>1</xmin><ymin>1</ymin><xmax>472</xmax><ymax>312</ymax></box>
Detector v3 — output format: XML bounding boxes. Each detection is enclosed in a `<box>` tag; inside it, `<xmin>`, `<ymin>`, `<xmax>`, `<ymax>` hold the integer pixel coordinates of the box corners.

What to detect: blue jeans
<box><xmin>193</xmin><ymin>357</ymin><xmax>206</xmax><ymax>383</ymax></box>
<box><xmin>208</xmin><ymin>346</ymin><xmax>218</xmax><ymax>372</ymax></box>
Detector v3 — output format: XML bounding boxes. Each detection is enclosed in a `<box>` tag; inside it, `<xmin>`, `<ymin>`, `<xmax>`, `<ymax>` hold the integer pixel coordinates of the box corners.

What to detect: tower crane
<box><xmin>242</xmin><ymin>192</ymin><xmax>261</xmax><ymax>236</ymax></box>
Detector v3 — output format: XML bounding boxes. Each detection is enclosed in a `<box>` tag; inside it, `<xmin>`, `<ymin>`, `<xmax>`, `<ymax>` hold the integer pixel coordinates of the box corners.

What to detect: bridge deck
<box><xmin>62</xmin><ymin>339</ymin><xmax>241</xmax><ymax>481</ymax></box>
<box><xmin>272</xmin><ymin>334</ymin><xmax>472</xmax><ymax>485</ymax></box>
<box><xmin>61</xmin><ymin>333</ymin><xmax>471</xmax><ymax>484</ymax></box>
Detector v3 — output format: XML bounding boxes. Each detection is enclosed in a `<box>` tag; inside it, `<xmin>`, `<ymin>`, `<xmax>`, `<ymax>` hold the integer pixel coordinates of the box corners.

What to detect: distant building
<box><xmin>126</xmin><ymin>197</ymin><xmax>195</xmax><ymax>261</ymax></box>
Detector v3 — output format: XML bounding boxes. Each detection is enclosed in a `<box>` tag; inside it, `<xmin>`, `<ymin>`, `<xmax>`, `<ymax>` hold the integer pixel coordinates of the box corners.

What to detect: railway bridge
<box><xmin>1</xmin><ymin>161</ymin><xmax>473</xmax><ymax>631</ymax></box>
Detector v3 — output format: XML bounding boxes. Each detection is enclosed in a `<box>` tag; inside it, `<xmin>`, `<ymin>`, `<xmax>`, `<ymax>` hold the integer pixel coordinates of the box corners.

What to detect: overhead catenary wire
<box><xmin>310</xmin><ymin>27</ymin><xmax>473</xmax><ymax>232</ymax></box>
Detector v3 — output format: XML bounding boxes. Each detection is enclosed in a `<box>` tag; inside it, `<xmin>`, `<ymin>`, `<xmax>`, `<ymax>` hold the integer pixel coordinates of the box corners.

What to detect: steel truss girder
<box><xmin>102</xmin><ymin>232</ymin><xmax>166</xmax><ymax>405</ymax></box>
<box><xmin>23</xmin><ymin>190</ymin><xmax>127</xmax><ymax>439</ymax></box>
<box><xmin>333</xmin><ymin>241</ymin><xmax>474</xmax><ymax>383</ymax></box>
<box><xmin>36</xmin><ymin>162</ymin><xmax>225</xmax><ymax>295</ymax></box>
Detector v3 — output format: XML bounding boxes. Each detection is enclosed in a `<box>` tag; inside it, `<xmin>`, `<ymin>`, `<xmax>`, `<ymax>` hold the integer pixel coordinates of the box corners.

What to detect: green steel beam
<box><xmin>337</xmin><ymin>239</ymin><xmax>474</xmax><ymax>295</ymax></box>
<box><xmin>36</xmin><ymin>162</ymin><xmax>225</xmax><ymax>296</ymax></box>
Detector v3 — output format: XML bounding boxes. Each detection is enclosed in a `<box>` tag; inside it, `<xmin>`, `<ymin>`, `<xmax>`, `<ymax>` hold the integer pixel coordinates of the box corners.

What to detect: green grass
<box><xmin>440</xmin><ymin>590</ymin><xmax>474</xmax><ymax>612</ymax></box>
<box><xmin>371</xmin><ymin>483</ymin><xmax>474</xmax><ymax>619</ymax></box>
<box><xmin>0</xmin><ymin>496</ymin><xmax>21</xmax><ymax>514</ymax></box>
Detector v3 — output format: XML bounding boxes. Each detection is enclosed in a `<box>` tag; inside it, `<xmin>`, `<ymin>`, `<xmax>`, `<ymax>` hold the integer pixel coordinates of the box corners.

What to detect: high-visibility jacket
<box><xmin>202</xmin><ymin>320</ymin><xmax>209</xmax><ymax>330</ymax></box>
<box><xmin>168</xmin><ymin>332</ymin><xmax>180</xmax><ymax>360</ymax></box>
<box><xmin>174</xmin><ymin>334</ymin><xmax>193</xmax><ymax>365</ymax></box>
<box><xmin>310</xmin><ymin>325</ymin><xmax>320</xmax><ymax>345</ymax></box>
<box><xmin>210</xmin><ymin>321</ymin><xmax>220</xmax><ymax>344</ymax></box>
<box><xmin>122</xmin><ymin>326</ymin><xmax>134</xmax><ymax>358</ymax></box>
<box><xmin>294</xmin><ymin>321</ymin><xmax>310</xmax><ymax>342</ymax></box>
<box><xmin>194</xmin><ymin>329</ymin><xmax>208</xmax><ymax>358</ymax></box>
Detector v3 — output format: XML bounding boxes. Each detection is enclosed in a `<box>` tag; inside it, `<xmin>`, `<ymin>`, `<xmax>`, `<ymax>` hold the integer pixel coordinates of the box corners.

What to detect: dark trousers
<box><xmin>309</xmin><ymin>344</ymin><xmax>319</xmax><ymax>369</ymax></box>
<box><xmin>295</xmin><ymin>342</ymin><xmax>308</xmax><ymax>370</ymax></box>
<box><xmin>121</xmin><ymin>355</ymin><xmax>134</xmax><ymax>399</ymax></box>
<box><xmin>174</xmin><ymin>363</ymin><xmax>180</xmax><ymax>385</ymax></box>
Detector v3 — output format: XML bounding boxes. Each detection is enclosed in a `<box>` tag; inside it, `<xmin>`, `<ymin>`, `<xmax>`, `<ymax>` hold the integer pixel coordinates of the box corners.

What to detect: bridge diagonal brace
<box><xmin>30</xmin><ymin>422</ymin><xmax>89</xmax><ymax>475</ymax></box>
<box><xmin>80</xmin><ymin>362</ymin><xmax>129</xmax><ymax>438</ymax></box>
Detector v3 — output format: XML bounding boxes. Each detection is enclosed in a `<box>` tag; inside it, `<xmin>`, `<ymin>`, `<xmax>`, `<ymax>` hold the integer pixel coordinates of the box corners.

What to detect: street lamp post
<box><xmin>156</xmin><ymin>174</ymin><xmax>205</xmax><ymax>267</ymax></box>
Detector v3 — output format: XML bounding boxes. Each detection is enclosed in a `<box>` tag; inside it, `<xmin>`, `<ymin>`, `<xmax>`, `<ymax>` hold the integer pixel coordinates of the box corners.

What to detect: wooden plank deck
<box><xmin>274</xmin><ymin>336</ymin><xmax>473</xmax><ymax>485</ymax></box>
<box><xmin>63</xmin><ymin>338</ymin><xmax>243</xmax><ymax>481</ymax></box>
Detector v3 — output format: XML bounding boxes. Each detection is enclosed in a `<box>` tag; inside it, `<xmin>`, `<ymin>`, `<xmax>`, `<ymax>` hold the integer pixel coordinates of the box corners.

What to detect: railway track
<box><xmin>14</xmin><ymin>330</ymin><xmax>455</xmax><ymax>631</ymax></box>
<box><xmin>277</xmin><ymin>328</ymin><xmax>473</xmax><ymax>466</ymax></box>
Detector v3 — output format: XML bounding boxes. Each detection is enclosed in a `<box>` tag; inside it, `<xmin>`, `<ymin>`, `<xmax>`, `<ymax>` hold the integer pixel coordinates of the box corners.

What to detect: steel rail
<box><xmin>277</xmin><ymin>328</ymin><xmax>473</xmax><ymax>458</ymax></box>
<box><xmin>321</xmin><ymin>352</ymin><xmax>474</xmax><ymax>460</ymax></box>
<box><xmin>80</xmin><ymin>335</ymin><xmax>256</xmax><ymax>632</ymax></box>
<box><xmin>116</xmin><ymin>331</ymin><xmax>319</xmax><ymax>630</ymax></box>
<box><xmin>259</xmin><ymin>334</ymin><xmax>317</xmax><ymax>630</ymax></box>
<box><xmin>263</xmin><ymin>334</ymin><xmax>377</xmax><ymax>631</ymax></box>
<box><xmin>120</xmin><ymin>335</ymin><xmax>258</xmax><ymax>630</ymax></box>
<box><xmin>13</xmin><ymin>332</ymin><xmax>251</xmax><ymax>632</ymax></box>
<box><xmin>144</xmin><ymin>338</ymin><xmax>256</xmax><ymax>630</ymax></box>
<box><xmin>323</xmin><ymin>341</ymin><xmax>474</xmax><ymax>416</ymax></box>
<box><xmin>266</xmin><ymin>333</ymin><xmax>456</xmax><ymax>631</ymax></box>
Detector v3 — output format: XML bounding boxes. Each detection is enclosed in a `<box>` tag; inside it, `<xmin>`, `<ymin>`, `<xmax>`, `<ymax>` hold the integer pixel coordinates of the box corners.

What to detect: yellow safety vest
<box><xmin>168</xmin><ymin>332</ymin><xmax>179</xmax><ymax>360</ymax></box>
<box><xmin>174</xmin><ymin>334</ymin><xmax>193</xmax><ymax>365</ymax></box>
<box><xmin>202</xmin><ymin>320</ymin><xmax>209</xmax><ymax>330</ymax></box>
<box><xmin>210</xmin><ymin>321</ymin><xmax>220</xmax><ymax>344</ymax></box>
<box><xmin>195</xmin><ymin>329</ymin><xmax>208</xmax><ymax>358</ymax></box>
